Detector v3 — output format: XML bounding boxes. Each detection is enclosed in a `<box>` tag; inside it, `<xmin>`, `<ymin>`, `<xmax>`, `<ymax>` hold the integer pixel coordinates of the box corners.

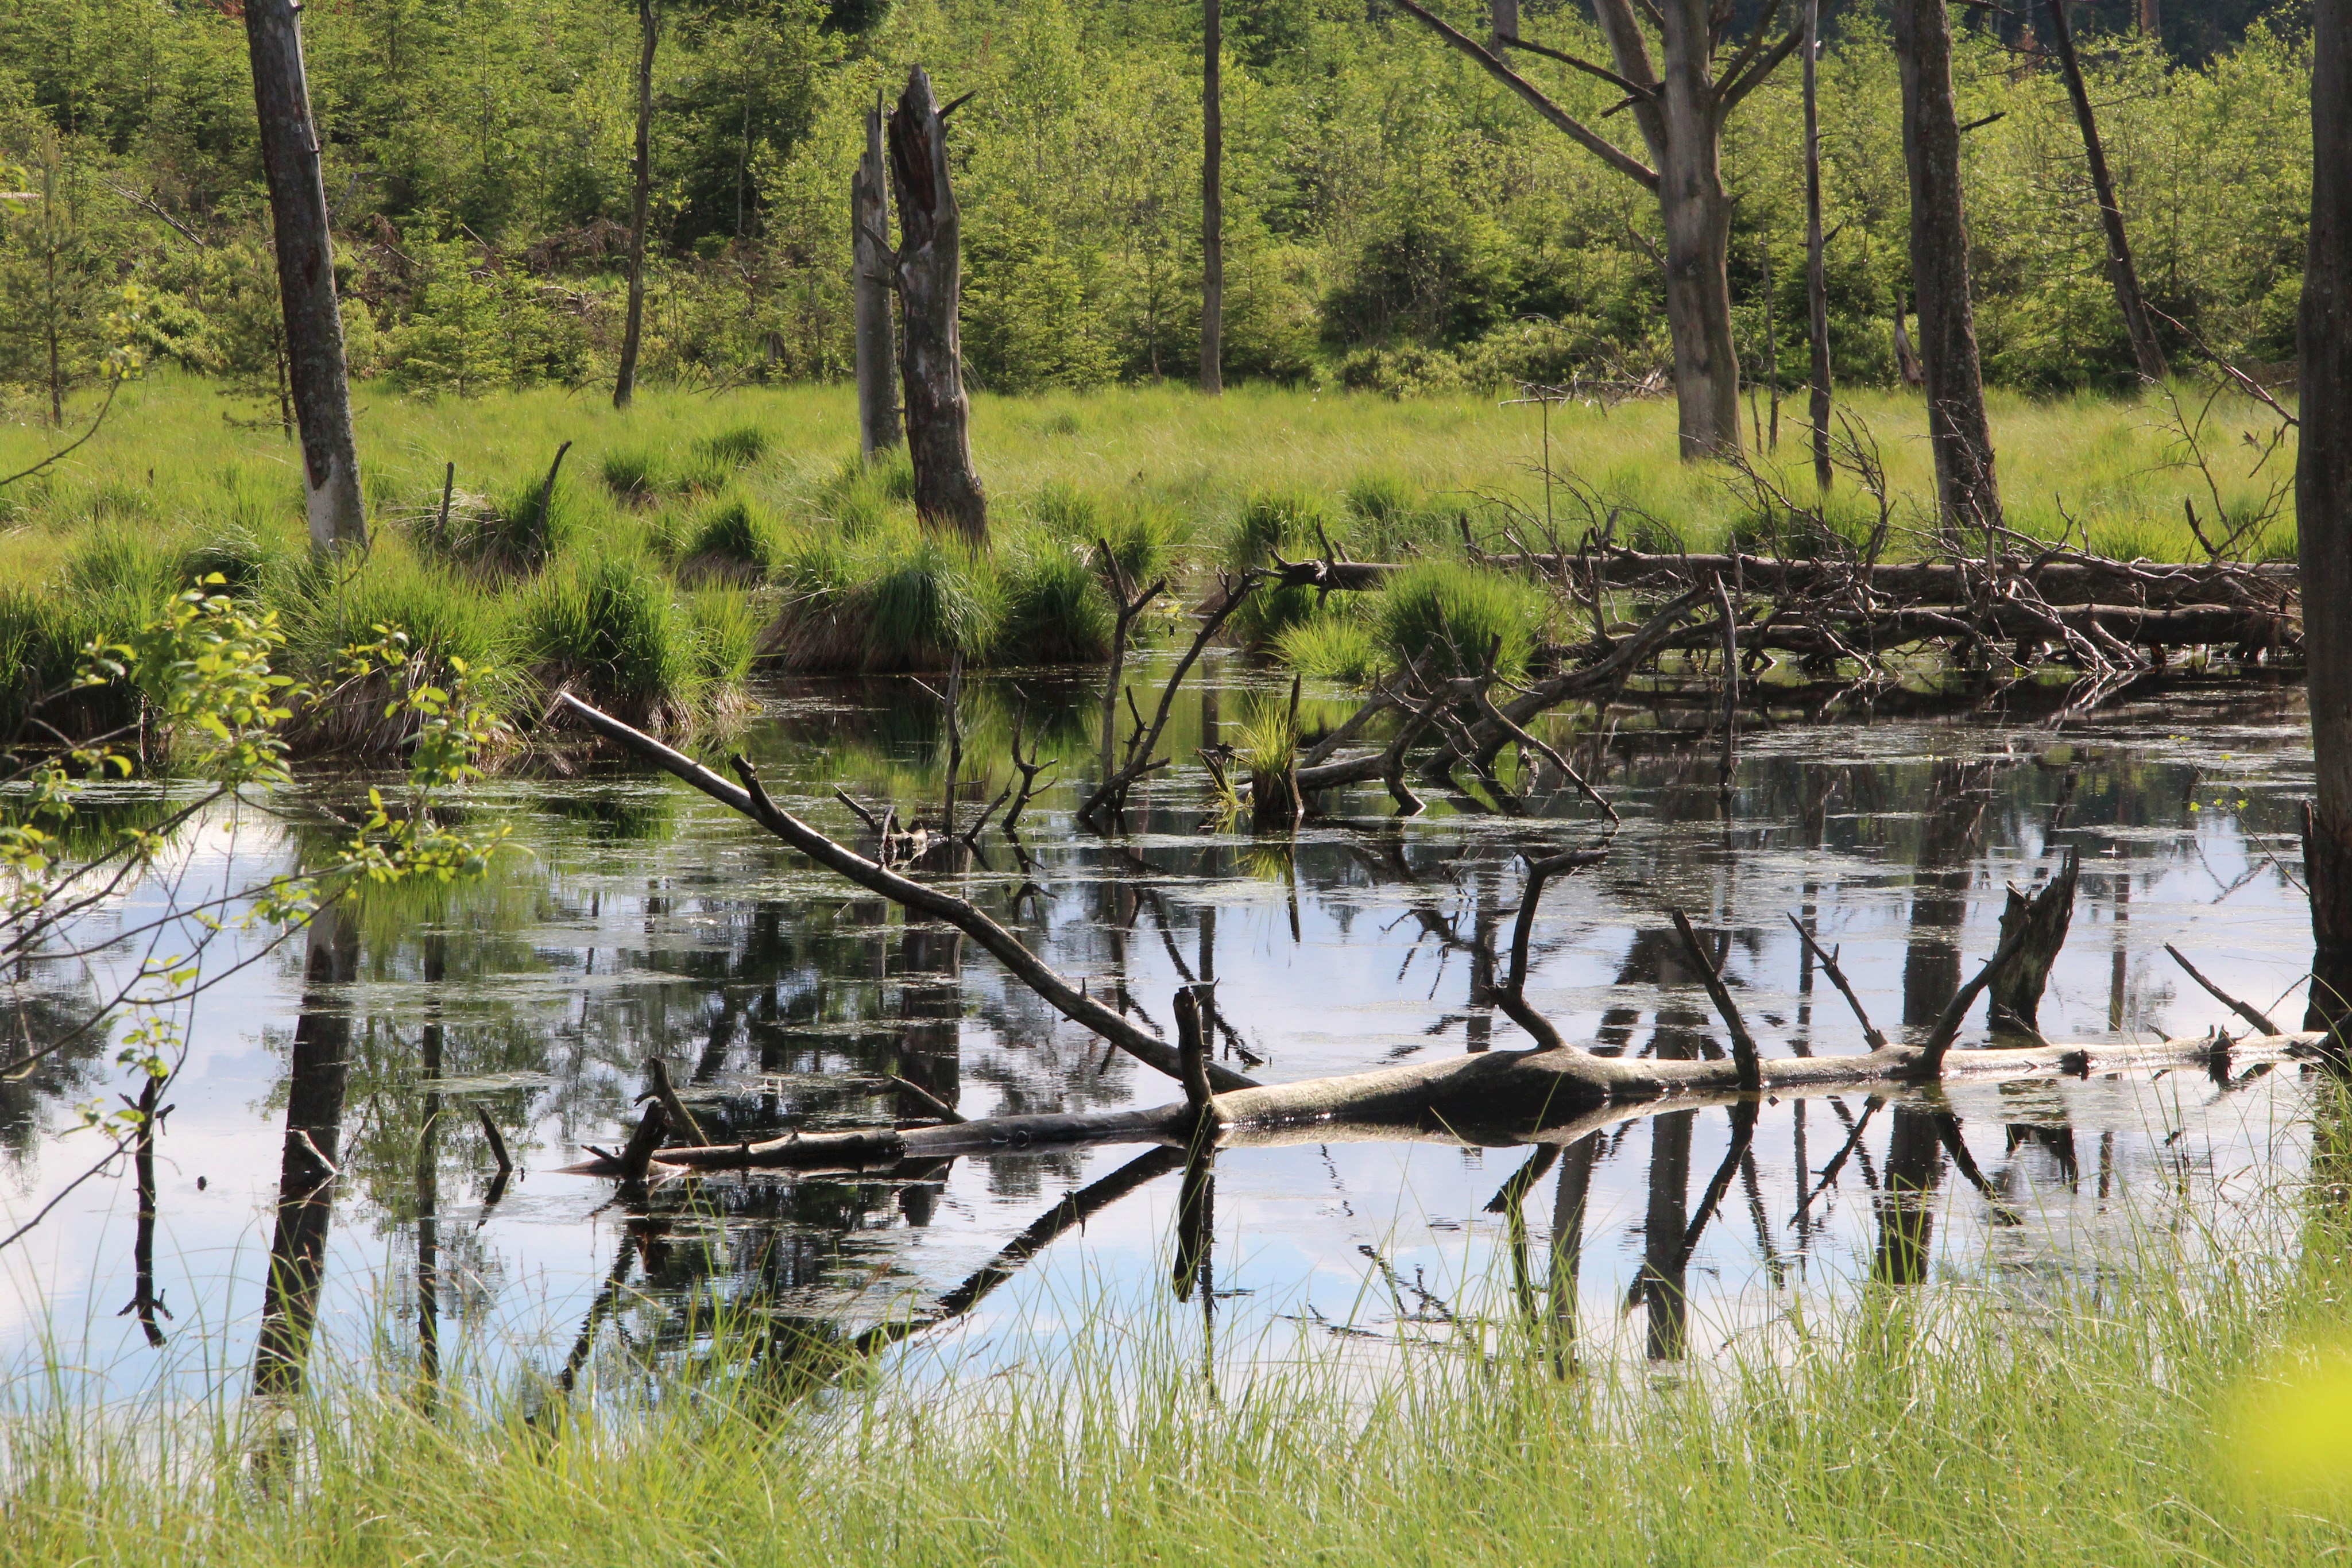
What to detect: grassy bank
<box><xmin>0</xmin><ymin>374</ymin><xmax>2302</xmax><ymax>751</ymax></box>
<box><xmin>5</xmin><ymin>1169</ymin><xmax>2350</xmax><ymax>1567</ymax></box>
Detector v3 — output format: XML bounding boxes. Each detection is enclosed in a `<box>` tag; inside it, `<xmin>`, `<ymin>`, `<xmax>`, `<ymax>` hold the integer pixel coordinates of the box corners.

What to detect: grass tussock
<box><xmin>5</xmin><ymin>1193</ymin><xmax>2349</xmax><ymax>1567</ymax></box>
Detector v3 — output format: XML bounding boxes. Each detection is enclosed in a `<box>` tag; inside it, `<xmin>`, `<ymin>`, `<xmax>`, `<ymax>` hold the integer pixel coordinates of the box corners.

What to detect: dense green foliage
<box><xmin>0</xmin><ymin>0</ymin><xmax>2316</xmax><ymax>423</ymax></box>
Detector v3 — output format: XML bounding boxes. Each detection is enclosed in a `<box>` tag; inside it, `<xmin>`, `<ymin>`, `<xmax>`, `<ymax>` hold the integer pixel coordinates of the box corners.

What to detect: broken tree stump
<box><xmin>1989</xmin><ymin>847</ymin><xmax>2080</xmax><ymax>1035</ymax></box>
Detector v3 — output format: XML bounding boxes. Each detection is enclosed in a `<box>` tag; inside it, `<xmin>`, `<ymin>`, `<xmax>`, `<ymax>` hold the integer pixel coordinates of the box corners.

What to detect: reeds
<box><xmin>3</xmin><ymin>1179</ymin><xmax>2346</xmax><ymax>1568</ymax></box>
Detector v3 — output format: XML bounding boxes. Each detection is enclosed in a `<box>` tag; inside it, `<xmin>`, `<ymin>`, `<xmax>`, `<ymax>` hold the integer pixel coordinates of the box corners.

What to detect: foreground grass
<box><xmin>6</xmin><ymin>1196</ymin><xmax>2350</xmax><ymax>1567</ymax></box>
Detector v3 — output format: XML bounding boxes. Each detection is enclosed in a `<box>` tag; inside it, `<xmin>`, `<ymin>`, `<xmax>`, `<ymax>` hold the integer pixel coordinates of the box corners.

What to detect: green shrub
<box><xmin>1276</xmin><ymin>613</ymin><xmax>1382</xmax><ymax>683</ymax></box>
<box><xmin>765</xmin><ymin>529</ymin><xmax>992</xmax><ymax>673</ymax></box>
<box><xmin>679</xmin><ymin>494</ymin><xmax>773</xmax><ymax>583</ymax></box>
<box><xmin>177</xmin><ymin>528</ymin><xmax>291</xmax><ymax>596</ymax></box>
<box><xmin>601</xmin><ymin>446</ymin><xmax>661</xmax><ymax>501</ymax></box>
<box><xmin>996</xmin><ymin>543</ymin><xmax>1113</xmax><ymax>664</ymax></box>
<box><xmin>280</xmin><ymin>548</ymin><xmax>509</xmax><ymax>755</ymax></box>
<box><xmin>687</xmin><ymin>589</ymin><xmax>760</xmax><ymax>688</ymax></box>
<box><xmin>695</xmin><ymin>424</ymin><xmax>769</xmax><ymax>468</ymax></box>
<box><xmin>516</xmin><ymin>553</ymin><xmax>701</xmax><ymax>729</ymax></box>
<box><xmin>1374</xmin><ymin>561</ymin><xmax>1546</xmax><ymax>680</ymax></box>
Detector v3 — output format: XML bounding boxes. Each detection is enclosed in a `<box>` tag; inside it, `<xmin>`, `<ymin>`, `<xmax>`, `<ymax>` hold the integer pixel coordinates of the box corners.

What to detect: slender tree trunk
<box><xmin>1892</xmin><ymin>0</ymin><xmax>2002</xmax><ymax>535</ymax></box>
<box><xmin>1490</xmin><ymin>0</ymin><xmax>1518</xmax><ymax>49</ymax></box>
<box><xmin>1804</xmin><ymin>0</ymin><xmax>1833</xmax><ymax>491</ymax></box>
<box><xmin>2045</xmin><ymin>0</ymin><xmax>2167</xmax><ymax>384</ymax></box>
<box><xmin>241</xmin><ymin>0</ymin><xmax>367</xmax><ymax>552</ymax></box>
<box><xmin>2137</xmin><ymin>0</ymin><xmax>2160</xmax><ymax>38</ymax></box>
<box><xmin>852</xmin><ymin>96</ymin><xmax>900</xmax><ymax>460</ymax></box>
<box><xmin>1657</xmin><ymin>0</ymin><xmax>1740</xmax><ymax>458</ymax></box>
<box><xmin>613</xmin><ymin>0</ymin><xmax>656</xmax><ymax>412</ymax></box>
<box><xmin>2301</xmin><ymin>0</ymin><xmax>2352</xmax><ymax>1040</ymax></box>
<box><xmin>1396</xmin><ymin>0</ymin><xmax>1788</xmax><ymax>461</ymax></box>
<box><xmin>254</xmin><ymin>905</ymin><xmax>358</xmax><ymax>1396</ymax></box>
<box><xmin>1201</xmin><ymin>0</ymin><xmax>1224</xmax><ymax>395</ymax></box>
<box><xmin>886</xmin><ymin>65</ymin><xmax>987</xmax><ymax>544</ymax></box>
<box><xmin>1762</xmin><ymin>241</ymin><xmax>1779</xmax><ymax>450</ymax></box>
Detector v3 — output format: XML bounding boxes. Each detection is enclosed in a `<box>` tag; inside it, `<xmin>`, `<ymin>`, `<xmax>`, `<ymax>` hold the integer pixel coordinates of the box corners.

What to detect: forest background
<box><xmin>0</xmin><ymin>0</ymin><xmax>2318</xmax><ymax>421</ymax></box>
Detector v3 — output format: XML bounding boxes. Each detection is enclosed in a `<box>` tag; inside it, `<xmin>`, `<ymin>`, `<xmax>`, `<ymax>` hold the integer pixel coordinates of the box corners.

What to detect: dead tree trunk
<box><xmin>2044</xmin><ymin>0</ymin><xmax>2168</xmax><ymax>384</ymax></box>
<box><xmin>886</xmin><ymin>66</ymin><xmax>987</xmax><ymax>545</ymax></box>
<box><xmin>1201</xmin><ymin>0</ymin><xmax>1224</xmax><ymax>396</ymax></box>
<box><xmin>1893</xmin><ymin>0</ymin><xmax>2003</xmax><ymax>535</ymax></box>
<box><xmin>1989</xmin><ymin>848</ymin><xmax>2079</xmax><ymax>1033</ymax></box>
<box><xmin>1803</xmin><ymin>0</ymin><xmax>1833</xmax><ymax>492</ymax></box>
<box><xmin>2301</xmin><ymin>0</ymin><xmax>2352</xmax><ymax>1042</ymax></box>
<box><xmin>852</xmin><ymin>96</ymin><xmax>900</xmax><ymax>460</ymax></box>
<box><xmin>1394</xmin><ymin>0</ymin><xmax>1796</xmax><ymax>460</ymax></box>
<box><xmin>614</xmin><ymin>0</ymin><xmax>657</xmax><ymax>411</ymax></box>
<box><xmin>241</xmin><ymin>0</ymin><xmax>366</xmax><ymax>553</ymax></box>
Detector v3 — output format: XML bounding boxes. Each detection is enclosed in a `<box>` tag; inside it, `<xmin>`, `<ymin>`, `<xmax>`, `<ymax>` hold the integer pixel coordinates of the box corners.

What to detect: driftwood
<box><xmin>555</xmin><ymin>694</ymin><xmax>2330</xmax><ymax>1186</ymax></box>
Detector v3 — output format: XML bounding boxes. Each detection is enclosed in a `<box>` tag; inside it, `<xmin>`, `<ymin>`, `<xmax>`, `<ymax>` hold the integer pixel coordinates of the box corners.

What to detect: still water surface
<box><xmin>0</xmin><ymin>659</ymin><xmax>2328</xmax><ymax>1404</ymax></box>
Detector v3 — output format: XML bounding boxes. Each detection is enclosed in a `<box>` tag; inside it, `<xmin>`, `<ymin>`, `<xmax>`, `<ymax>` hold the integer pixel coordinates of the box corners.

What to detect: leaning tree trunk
<box><xmin>613</xmin><ymin>0</ymin><xmax>656</xmax><ymax>412</ymax></box>
<box><xmin>241</xmin><ymin>0</ymin><xmax>366</xmax><ymax>553</ymax></box>
<box><xmin>1657</xmin><ymin>0</ymin><xmax>1742</xmax><ymax>459</ymax></box>
<box><xmin>1893</xmin><ymin>0</ymin><xmax>2002</xmax><ymax>536</ymax></box>
<box><xmin>1803</xmin><ymin>0</ymin><xmax>1833</xmax><ymax>492</ymax></box>
<box><xmin>852</xmin><ymin>96</ymin><xmax>900</xmax><ymax>460</ymax></box>
<box><xmin>2045</xmin><ymin>0</ymin><xmax>2167</xmax><ymax>384</ymax></box>
<box><xmin>1201</xmin><ymin>0</ymin><xmax>1224</xmax><ymax>395</ymax></box>
<box><xmin>2301</xmin><ymin>0</ymin><xmax>2352</xmax><ymax>1042</ymax></box>
<box><xmin>886</xmin><ymin>65</ymin><xmax>987</xmax><ymax>545</ymax></box>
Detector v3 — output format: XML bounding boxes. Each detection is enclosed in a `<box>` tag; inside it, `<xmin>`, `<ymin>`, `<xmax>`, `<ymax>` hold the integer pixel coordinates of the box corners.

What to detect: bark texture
<box><xmin>2305</xmin><ymin>0</ymin><xmax>2352</xmax><ymax>1037</ymax></box>
<box><xmin>1803</xmin><ymin>0</ymin><xmax>1833</xmax><ymax>492</ymax></box>
<box><xmin>2045</xmin><ymin>0</ymin><xmax>2167</xmax><ymax>383</ymax></box>
<box><xmin>1893</xmin><ymin>0</ymin><xmax>2002</xmax><ymax>534</ymax></box>
<box><xmin>1989</xmin><ymin>849</ymin><xmax>2080</xmax><ymax>1033</ymax></box>
<box><xmin>852</xmin><ymin>98</ymin><xmax>900</xmax><ymax>460</ymax></box>
<box><xmin>241</xmin><ymin>0</ymin><xmax>366</xmax><ymax>552</ymax></box>
<box><xmin>1201</xmin><ymin>0</ymin><xmax>1224</xmax><ymax>394</ymax></box>
<box><xmin>613</xmin><ymin>0</ymin><xmax>656</xmax><ymax>411</ymax></box>
<box><xmin>887</xmin><ymin>66</ymin><xmax>987</xmax><ymax>544</ymax></box>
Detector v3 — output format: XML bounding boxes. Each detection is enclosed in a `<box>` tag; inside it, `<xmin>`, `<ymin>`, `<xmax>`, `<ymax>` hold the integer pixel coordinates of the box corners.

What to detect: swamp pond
<box><xmin>0</xmin><ymin>658</ymin><xmax>2332</xmax><ymax>1408</ymax></box>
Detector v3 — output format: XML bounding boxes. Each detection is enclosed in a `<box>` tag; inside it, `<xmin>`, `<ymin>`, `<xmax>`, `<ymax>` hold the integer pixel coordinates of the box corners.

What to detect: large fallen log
<box><xmin>560</xmin><ymin>1029</ymin><xmax>2328</xmax><ymax>1177</ymax></box>
<box><xmin>554</xmin><ymin>694</ymin><xmax>2330</xmax><ymax>1187</ymax></box>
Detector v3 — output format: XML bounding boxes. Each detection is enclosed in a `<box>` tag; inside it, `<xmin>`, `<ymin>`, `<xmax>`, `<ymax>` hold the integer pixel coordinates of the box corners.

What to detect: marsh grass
<box><xmin>4</xmin><ymin>1176</ymin><xmax>2348</xmax><ymax>1568</ymax></box>
<box><xmin>0</xmin><ymin>373</ymin><xmax>2309</xmax><ymax>743</ymax></box>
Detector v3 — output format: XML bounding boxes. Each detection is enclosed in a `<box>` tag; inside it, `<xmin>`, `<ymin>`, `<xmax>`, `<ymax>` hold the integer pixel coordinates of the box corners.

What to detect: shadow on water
<box><xmin>4</xmin><ymin>657</ymin><xmax>2344</xmax><ymax>1404</ymax></box>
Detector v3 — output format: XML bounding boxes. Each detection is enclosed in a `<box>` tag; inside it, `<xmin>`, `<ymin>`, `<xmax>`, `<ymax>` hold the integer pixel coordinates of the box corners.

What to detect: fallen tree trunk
<box><xmin>555</xmin><ymin>692</ymin><xmax>2328</xmax><ymax>1187</ymax></box>
<box><xmin>1227</xmin><ymin>551</ymin><xmax>2299</xmax><ymax>612</ymax></box>
<box><xmin>562</xmin><ymin>1029</ymin><xmax>2328</xmax><ymax>1178</ymax></box>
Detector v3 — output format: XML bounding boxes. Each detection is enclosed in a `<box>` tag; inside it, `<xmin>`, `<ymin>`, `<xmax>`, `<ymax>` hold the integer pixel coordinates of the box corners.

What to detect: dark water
<box><xmin>0</xmin><ymin>658</ymin><xmax>2329</xmax><ymax>1404</ymax></box>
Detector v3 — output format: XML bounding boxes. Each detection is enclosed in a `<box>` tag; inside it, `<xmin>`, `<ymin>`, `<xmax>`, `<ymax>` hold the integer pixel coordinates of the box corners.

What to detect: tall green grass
<box><xmin>0</xmin><ymin>372</ymin><xmax>2311</xmax><ymax>737</ymax></box>
<box><xmin>3</xmin><ymin>1183</ymin><xmax>2347</xmax><ymax>1567</ymax></box>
